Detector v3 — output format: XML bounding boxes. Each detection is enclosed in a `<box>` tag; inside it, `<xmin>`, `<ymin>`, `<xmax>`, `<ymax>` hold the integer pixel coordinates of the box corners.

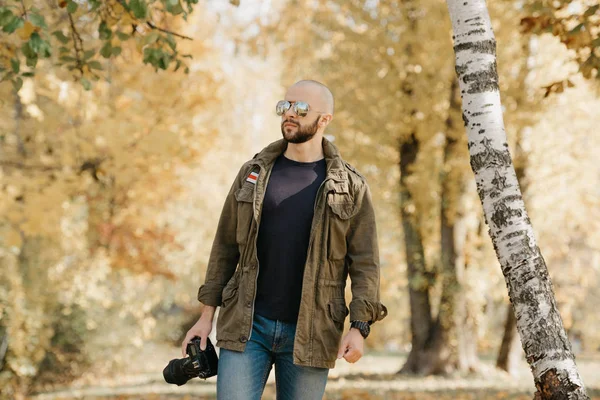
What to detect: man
<box><xmin>182</xmin><ymin>80</ymin><xmax>387</xmax><ymax>400</ymax></box>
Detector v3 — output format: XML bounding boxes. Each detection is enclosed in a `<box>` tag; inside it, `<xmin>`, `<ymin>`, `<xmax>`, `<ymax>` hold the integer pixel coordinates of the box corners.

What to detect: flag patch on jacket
<box><xmin>246</xmin><ymin>171</ymin><xmax>259</xmax><ymax>184</ymax></box>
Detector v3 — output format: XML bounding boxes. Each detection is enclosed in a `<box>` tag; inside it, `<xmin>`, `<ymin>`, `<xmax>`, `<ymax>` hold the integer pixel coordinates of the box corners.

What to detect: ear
<box><xmin>320</xmin><ymin>115</ymin><xmax>332</xmax><ymax>125</ymax></box>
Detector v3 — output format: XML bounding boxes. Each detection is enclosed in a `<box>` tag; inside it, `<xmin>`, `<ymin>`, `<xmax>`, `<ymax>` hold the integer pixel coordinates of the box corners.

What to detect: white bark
<box><xmin>444</xmin><ymin>0</ymin><xmax>589</xmax><ymax>398</ymax></box>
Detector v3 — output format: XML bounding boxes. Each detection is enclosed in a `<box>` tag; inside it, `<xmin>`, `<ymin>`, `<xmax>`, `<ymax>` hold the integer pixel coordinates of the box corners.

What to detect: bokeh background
<box><xmin>1</xmin><ymin>0</ymin><xmax>599</xmax><ymax>399</ymax></box>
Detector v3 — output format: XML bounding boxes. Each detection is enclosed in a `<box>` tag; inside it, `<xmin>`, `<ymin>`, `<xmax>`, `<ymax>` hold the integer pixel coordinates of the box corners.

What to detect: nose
<box><xmin>283</xmin><ymin>104</ymin><xmax>298</xmax><ymax>120</ymax></box>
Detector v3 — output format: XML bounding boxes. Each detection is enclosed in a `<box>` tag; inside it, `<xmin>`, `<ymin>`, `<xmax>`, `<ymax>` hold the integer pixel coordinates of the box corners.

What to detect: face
<box><xmin>280</xmin><ymin>84</ymin><xmax>330</xmax><ymax>144</ymax></box>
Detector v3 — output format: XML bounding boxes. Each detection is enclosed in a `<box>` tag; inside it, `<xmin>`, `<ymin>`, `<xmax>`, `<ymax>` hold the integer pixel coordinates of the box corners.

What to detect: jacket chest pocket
<box><xmin>235</xmin><ymin>185</ymin><xmax>254</xmax><ymax>245</ymax></box>
<box><xmin>326</xmin><ymin>192</ymin><xmax>353</xmax><ymax>261</ymax></box>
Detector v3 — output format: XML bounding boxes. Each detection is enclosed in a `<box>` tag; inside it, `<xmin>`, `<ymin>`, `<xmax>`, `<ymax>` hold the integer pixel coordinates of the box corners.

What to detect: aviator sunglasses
<box><xmin>276</xmin><ymin>100</ymin><xmax>326</xmax><ymax>117</ymax></box>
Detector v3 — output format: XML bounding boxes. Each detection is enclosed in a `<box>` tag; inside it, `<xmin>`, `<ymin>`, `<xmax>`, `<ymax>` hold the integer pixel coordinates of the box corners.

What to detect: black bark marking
<box><xmin>469</xmin><ymin>137</ymin><xmax>511</xmax><ymax>172</ymax></box>
<box><xmin>454</xmin><ymin>39</ymin><xmax>496</xmax><ymax>55</ymax></box>
<box><xmin>472</xmin><ymin>111</ymin><xmax>491</xmax><ymax>117</ymax></box>
<box><xmin>467</xmin><ymin>28</ymin><xmax>486</xmax><ymax>36</ymax></box>
<box><xmin>490</xmin><ymin>170</ymin><xmax>510</xmax><ymax>198</ymax></box>
<box><xmin>456</xmin><ymin>63</ymin><xmax>468</xmax><ymax>76</ymax></box>
<box><xmin>462</xmin><ymin>112</ymin><xmax>470</xmax><ymax>127</ymax></box>
<box><xmin>491</xmin><ymin>199</ymin><xmax>522</xmax><ymax>228</ymax></box>
<box><xmin>478</xmin><ymin>129</ymin><xmax>485</xmax><ymax>134</ymax></box>
<box><xmin>464</xmin><ymin>17</ymin><xmax>481</xmax><ymax>23</ymax></box>
<box><xmin>462</xmin><ymin>62</ymin><xmax>499</xmax><ymax>94</ymax></box>
<box><xmin>483</xmin><ymin>103</ymin><xmax>494</xmax><ymax>107</ymax></box>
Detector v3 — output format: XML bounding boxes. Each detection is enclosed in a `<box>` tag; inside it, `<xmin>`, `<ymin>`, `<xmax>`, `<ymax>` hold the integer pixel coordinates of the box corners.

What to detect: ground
<box><xmin>28</xmin><ymin>344</ymin><xmax>600</xmax><ymax>400</ymax></box>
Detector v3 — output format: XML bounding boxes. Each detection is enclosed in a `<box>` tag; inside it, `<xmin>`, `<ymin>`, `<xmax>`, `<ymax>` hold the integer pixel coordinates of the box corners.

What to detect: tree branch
<box><xmin>14</xmin><ymin>91</ymin><xmax>27</xmax><ymax>157</ymax></box>
<box><xmin>146</xmin><ymin>21</ymin><xmax>192</xmax><ymax>40</ymax></box>
<box><xmin>67</xmin><ymin>12</ymin><xmax>85</xmax><ymax>76</ymax></box>
<box><xmin>20</xmin><ymin>0</ymin><xmax>28</xmax><ymax>18</ymax></box>
<box><xmin>0</xmin><ymin>160</ymin><xmax>61</xmax><ymax>171</ymax></box>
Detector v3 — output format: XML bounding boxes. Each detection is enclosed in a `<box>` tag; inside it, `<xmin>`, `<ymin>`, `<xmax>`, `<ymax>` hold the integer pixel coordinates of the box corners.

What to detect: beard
<box><xmin>281</xmin><ymin>116</ymin><xmax>320</xmax><ymax>144</ymax></box>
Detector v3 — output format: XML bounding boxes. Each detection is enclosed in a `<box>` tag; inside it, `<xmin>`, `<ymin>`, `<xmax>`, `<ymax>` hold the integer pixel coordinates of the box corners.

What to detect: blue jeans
<box><xmin>216</xmin><ymin>313</ymin><xmax>329</xmax><ymax>400</ymax></box>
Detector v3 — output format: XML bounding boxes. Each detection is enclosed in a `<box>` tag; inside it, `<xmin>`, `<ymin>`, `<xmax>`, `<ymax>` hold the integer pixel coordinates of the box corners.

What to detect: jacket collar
<box><xmin>252</xmin><ymin>137</ymin><xmax>348</xmax><ymax>191</ymax></box>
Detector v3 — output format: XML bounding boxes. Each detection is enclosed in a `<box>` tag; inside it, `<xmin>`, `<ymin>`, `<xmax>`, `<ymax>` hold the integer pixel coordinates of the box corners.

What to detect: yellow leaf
<box><xmin>17</xmin><ymin>21</ymin><xmax>36</xmax><ymax>40</ymax></box>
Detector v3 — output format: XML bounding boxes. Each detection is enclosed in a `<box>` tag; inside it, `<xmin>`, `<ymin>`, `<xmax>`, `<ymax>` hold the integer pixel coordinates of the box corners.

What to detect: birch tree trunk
<box><xmin>445</xmin><ymin>0</ymin><xmax>589</xmax><ymax>398</ymax></box>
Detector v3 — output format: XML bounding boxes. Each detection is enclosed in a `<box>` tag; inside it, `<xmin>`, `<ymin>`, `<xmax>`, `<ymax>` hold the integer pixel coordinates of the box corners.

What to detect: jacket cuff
<box><xmin>349</xmin><ymin>299</ymin><xmax>388</xmax><ymax>323</ymax></box>
<box><xmin>197</xmin><ymin>282</ymin><xmax>224</xmax><ymax>307</ymax></box>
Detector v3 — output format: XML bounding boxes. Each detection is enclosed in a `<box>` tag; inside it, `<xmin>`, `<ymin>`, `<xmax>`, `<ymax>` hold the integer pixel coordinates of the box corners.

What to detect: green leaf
<box><xmin>112</xmin><ymin>46</ymin><xmax>122</xmax><ymax>56</ymax></box>
<box><xmin>165</xmin><ymin>34</ymin><xmax>176</xmax><ymax>51</ymax></box>
<box><xmin>181</xmin><ymin>54</ymin><xmax>193</xmax><ymax>59</ymax></box>
<box><xmin>568</xmin><ymin>23</ymin><xmax>585</xmax><ymax>35</ymax></box>
<box><xmin>28</xmin><ymin>33</ymin><xmax>52</xmax><ymax>58</ymax></box>
<box><xmin>67</xmin><ymin>0</ymin><xmax>78</xmax><ymax>14</ymax></box>
<box><xmin>584</xmin><ymin>5</ymin><xmax>599</xmax><ymax>17</ymax></box>
<box><xmin>3</xmin><ymin>16</ymin><xmax>23</xmax><ymax>33</ymax></box>
<box><xmin>116</xmin><ymin>31</ymin><xmax>130</xmax><ymax>41</ymax></box>
<box><xmin>184</xmin><ymin>67</ymin><xmax>189</xmax><ymax>74</ymax></box>
<box><xmin>29</xmin><ymin>32</ymin><xmax>43</xmax><ymax>53</ymax></box>
<box><xmin>174</xmin><ymin>59</ymin><xmax>181</xmax><ymax>72</ymax></box>
<box><xmin>53</xmin><ymin>30</ymin><xmax>70</xmax><ymax>44</ymax></box>
<box><xmin>13</xmin><ymin>77</ymin><xmax>23</xmax><ymax>92</ymax></box>
<box><xmin>0</xmin><ymin>10</ymin><xmax>14</xmax><ymax>27</ymax></box>
<box><xmin>167</xmin><ymin>2</ymin><xmax>184</xmax><ymax>15</ymax></box>
<box><xmin>21</xmin><ymin>42</ymin><xmax>35</xmax><ymax>59</ymax></box>
<box><xmin>143</xmin><ymin>31</ymin><xmax>159</xmax><ymax>45</ymax></box>
<box><xmin>2</xmin><ymin>72</ymin><xmax>15</xmax><ymax>82</ymax></box>
<box><xmin>29</xmin><ymin>13</ymin><xmax>47</xmax><ymax>28</ymax></box>
<box><xmin>88</xmin><ymin>61</ymin><xmax>103</xmax><ymax>70</ymax></box>
<box><xmin>84</xmin><ymin>49</ymin><xmax>95</xmax><ymax>60</ymax></box>
<box><xmin>10</xmin><ymin>58</ymin><xmax>19</xmax><ymax>74</ymax></box>
<box><xmin>59</xmin><ymin>46</ymin><xmax>70</xmax><ymax>53</ymax></box>
<box><xmin>100</xmin><ymin>42</ymin><xmax>112</xmax><ymax>58</ymax></box>
<box><xmin>22</xmin><ymin>72</ymin><xmax>35</xmax><ymax>77</ymax></box>
<box><xmin>98</xmin><ymin>21</ymin><xmax>112</xmax><ymax>40</ymax></box>
<box><xmin>60</xmin><ymin>55</ymin><xmax>76</xmax><ymax>62</ymax></box>
<box><xmin>129</xmin><ymin>0</ymin><xmax>147</xmax><ymax>19</ymax></box>
<box><xmin>81</xmin><ymin>77</ymin><xmax>91</xmax><ymax>91</ymax></box>
<box><xmin>25</xmin><ymin>56</ymin><xmax>38</xmax><ymax>68</ymax></box>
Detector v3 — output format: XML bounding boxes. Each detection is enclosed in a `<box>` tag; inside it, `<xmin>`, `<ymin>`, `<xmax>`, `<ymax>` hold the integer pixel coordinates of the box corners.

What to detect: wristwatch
<box><xmin>350</xmin><ymin>320</ymin><xmax>371</xmax><ymax>339</ymax></box>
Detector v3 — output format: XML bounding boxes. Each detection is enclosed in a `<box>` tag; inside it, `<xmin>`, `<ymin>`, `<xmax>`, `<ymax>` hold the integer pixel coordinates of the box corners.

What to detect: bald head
<box><xmin>288</xmin><ymin>80</ymin><xmax>335</xmax><ymax>115</ymax></box>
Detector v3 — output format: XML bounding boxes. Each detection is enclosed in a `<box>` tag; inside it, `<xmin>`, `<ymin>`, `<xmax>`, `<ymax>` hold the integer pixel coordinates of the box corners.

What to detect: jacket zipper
<box><xmin>248</xmin><ymin>163</ymin><xmax>273</xmax><ymax>341</ymax></box>
<box><xmin>302</xmin><ymin>176</ymin><xmax>330</xmax><ymax>360</ymax></box>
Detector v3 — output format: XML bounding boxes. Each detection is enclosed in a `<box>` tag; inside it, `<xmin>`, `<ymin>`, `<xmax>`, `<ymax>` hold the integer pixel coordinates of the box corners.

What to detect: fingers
<box><xmin>343</xmin><ymin>347</ymin><xmax>362</xmax><ymax>363</ymax></box>
<box><xmin>200</xmin><ymin>335</ymin><xmax>207</xmax><ymax>351</ymax></box>
<box><xmin>181</xmin><ymin>333</ymin><xmax>192</xmax><ymax>357</ymax></box>
<box><xmin>337</xmin><ymin>337</ymin><xmax>349</xmax><ymax>359</ymax></box>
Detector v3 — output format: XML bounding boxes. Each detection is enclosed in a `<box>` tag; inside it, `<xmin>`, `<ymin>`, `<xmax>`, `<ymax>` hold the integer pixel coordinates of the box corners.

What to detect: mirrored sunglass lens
<box><xmin>294</xmin><ymin>102</ymin><xmax>309</xmax><ymax>116</ymax></box>
<box><xmin>276</xmin><ymin>101</ymin><xmax>290</xmax><ymax>115</ymax></box>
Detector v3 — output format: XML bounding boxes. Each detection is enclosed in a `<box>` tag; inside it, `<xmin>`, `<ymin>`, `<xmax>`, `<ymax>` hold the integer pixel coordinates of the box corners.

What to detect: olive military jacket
<box><xmin>197</xmin><ymin>137</ymin><xmax>388</xmax><ymax>368</ymax></box>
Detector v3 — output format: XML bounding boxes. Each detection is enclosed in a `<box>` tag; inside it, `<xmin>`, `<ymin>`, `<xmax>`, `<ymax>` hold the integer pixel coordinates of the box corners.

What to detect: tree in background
<box><xmin>0</xmin><ymin>0</ymin><xmax>205</xmax><ymax>93</ymax></box>
<box><xmin>0</xmin><ymin>2</ymin><xmax>258</xmax><ymax>397</ymax></box>
<box><xmin>445</xmin><ymin>0</ymin><xmax>588</xmax><ymax>397</ymax></box>
<box><xmin>521</xmin><ymin>0</ymin><xmax>600</xmax><ymax>95</ymax></box>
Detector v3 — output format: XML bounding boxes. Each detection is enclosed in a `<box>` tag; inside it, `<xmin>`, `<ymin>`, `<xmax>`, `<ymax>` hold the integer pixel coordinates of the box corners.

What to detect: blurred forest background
<box><xmin>1</xmin><ymin>0</ymin><xmax>599</xmax><ymax>399</ymax></box>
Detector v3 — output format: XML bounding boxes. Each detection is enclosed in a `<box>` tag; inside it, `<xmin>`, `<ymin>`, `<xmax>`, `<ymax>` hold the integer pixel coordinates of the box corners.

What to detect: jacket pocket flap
<box><xmin>328</xmin><ymin>300</ymin><xmax>349</xmax><ymax>323</ymax></box>
<box><xmin>235</xmin><ymin>186</ymin><xmax>254</xmax><ymax>203</ymax></box>
<box><xmin>327</xmin><ymin>193</ymin><xmax>356</xmax><ymax>220</ymax></box>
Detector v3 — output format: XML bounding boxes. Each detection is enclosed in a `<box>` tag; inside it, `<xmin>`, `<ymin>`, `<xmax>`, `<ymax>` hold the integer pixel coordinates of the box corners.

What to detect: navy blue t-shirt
<box><xmin>254</xmin><ymin>154</ymin><xmax>327</xmax><ymax>322</ymax></box>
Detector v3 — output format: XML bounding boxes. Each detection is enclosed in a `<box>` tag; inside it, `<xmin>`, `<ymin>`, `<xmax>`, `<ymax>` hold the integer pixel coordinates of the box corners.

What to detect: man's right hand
<box><xmin>181</xmin><ymin>306</ymin><xmax>216</xmax><ymax>356</ymax></box>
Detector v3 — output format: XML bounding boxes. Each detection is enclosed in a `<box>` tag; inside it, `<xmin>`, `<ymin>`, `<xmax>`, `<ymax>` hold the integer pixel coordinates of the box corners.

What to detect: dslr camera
<box><xmin>163</xmin><ymin>336</ymin><xmax>219</xmax><ymax>386</ymax></box>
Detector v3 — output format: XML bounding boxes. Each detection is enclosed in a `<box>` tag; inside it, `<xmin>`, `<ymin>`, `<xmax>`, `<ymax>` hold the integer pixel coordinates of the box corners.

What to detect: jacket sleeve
<box><xmin>197</xmin><ymin>165</ymin><xmax>246</xmax><ymax>307</ymax></box>
<box><xmin>346</xmin><ymin>182</ymin><xmax>388</xmax><ymax>324</ymax></box>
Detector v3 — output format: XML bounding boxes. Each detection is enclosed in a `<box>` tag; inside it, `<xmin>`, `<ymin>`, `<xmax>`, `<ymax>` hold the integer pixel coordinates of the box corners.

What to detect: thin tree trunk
<box><xmin>439</xmin><ymin>78</ymin><xmax>480</xmax><ymax>373</ymax></box>
<box><xmin>398</xmin><ymin>133</ymin><xmax>435</xmax><ymax>374</ymax></box>
<box><xmin>497</xmin><ymin>303</ymin><xmax>519</xmax><ymax>373</ymax></box>
<box><xmin>445</xmin><ymin>0</ymin><xmax>588</xmax><ymax>398</ymax></box>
